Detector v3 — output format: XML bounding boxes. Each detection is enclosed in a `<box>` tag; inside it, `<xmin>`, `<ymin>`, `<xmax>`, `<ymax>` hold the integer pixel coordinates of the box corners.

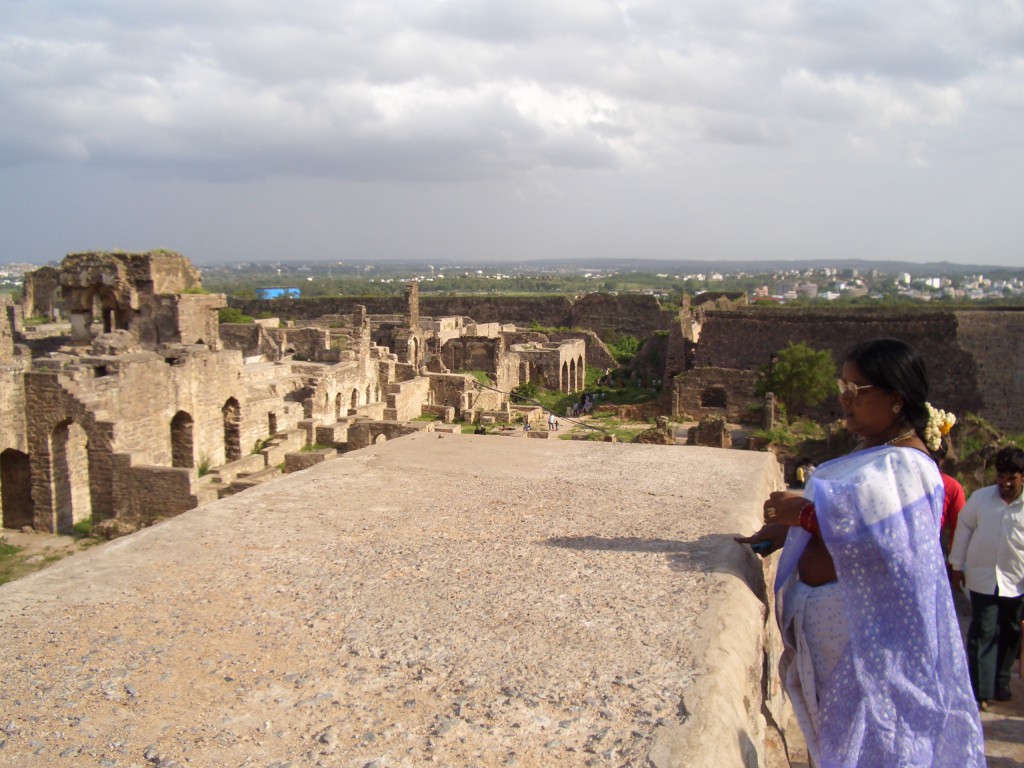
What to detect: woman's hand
<box><xmin>734</xmin><ymin>522</ymin><xmax>789</xmax><ymax>557</ymax></box>
<box><xmin>762</xmin><ymin>491</ymin><xmax>806</xmax><ymax>527</ymax></box>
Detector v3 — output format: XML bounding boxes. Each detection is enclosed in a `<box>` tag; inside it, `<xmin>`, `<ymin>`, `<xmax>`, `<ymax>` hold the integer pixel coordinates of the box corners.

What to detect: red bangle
<box><xmin>799</xmin><ymin>501</ymin><xmax>819</xmax><ymax>536</ymax></box>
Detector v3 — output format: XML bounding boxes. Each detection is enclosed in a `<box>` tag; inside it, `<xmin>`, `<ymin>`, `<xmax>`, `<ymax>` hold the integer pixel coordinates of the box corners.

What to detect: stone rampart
<box><xmin>231</xmin><ymin>293</ymin><xmax>674</xmax><ymax>340</ymax></box>
<box><xmin>696</xmin><ymin>307</ymin><xmax>1024</xmax><ymax>431</ymax></box>
<box><xmin>0</xmin><ymin>433</ymin><xmax>786</xmax><ymax>768</ymax></box>
<box><xmin>952</xmin><ymin>310</ymin><xmax>1024</xmax><ymax>433</ymax></box>
<box><xmin>570</xmin><ymin>292</ymin><xmax>672</xmax><ymax>339</ymax></box>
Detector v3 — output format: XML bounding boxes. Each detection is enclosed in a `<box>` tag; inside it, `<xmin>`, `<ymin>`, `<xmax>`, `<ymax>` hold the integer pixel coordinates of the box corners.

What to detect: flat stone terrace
<box><xmin>0</xmin><ymin>435</ymin><xmax>781</xmax><ymax>768</ymax></box>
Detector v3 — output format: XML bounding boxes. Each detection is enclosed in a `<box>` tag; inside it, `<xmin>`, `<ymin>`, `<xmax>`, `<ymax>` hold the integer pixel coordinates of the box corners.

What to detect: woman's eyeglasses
<box><xmin>837</xmin><ymin>379</ymin><xmax>876</xmax><ymax>397</ymax></box>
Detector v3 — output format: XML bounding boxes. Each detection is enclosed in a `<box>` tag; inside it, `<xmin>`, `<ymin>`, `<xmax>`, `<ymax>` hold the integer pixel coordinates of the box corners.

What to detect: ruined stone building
<box><xmin>3</xmin><ymin>252</ymin><xmax>588</xmax><ymax>535</ymax></box>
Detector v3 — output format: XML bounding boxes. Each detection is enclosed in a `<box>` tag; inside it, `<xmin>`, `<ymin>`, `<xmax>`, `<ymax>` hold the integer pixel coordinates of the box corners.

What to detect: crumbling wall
<box><xmin>111</xmin><ymin>457</ymin><xmax>196</xmax><ymax>524</ymax></box>
<box><xmin>346</xmin><ymin>421</ymin><xmax>431</xmax><ymax>451</ymax></box>
<box><xmin>266</xmin><ymin>327</ymin><xmax>331</xmax><ymax>362</ymax></box>
<box><xmin>546</xmin><ymin>329</ymin><xmax>617</xmax><ymax>370</ymax></box>
<box><xmin>384</xmin><ymin>376</ymin><xmax>431</xmax><ymax>421</ymax></box>
<box><xmin>673</xmin><ymin>368</ymin><xmax>760</xmax><ymax>423</ymax></box>
<box><xmin>21</xmin><ymin>266</ymin><xmax>63</xmax><ymax>321</ymax></box>
<box><xmin>137</xmin><ymin>294</ymin><xmax>225</xmax><ymax>349</ymax></box>
<box><xmin>441</xmin><ymin>337</ymin><xmax>501</xmax><ymax>375</ymax></box>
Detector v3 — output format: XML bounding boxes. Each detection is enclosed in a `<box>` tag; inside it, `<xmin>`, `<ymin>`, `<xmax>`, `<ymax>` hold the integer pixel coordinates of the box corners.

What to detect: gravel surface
<box><xmin>0</xmin><ymin>434</ymin><xmax>777</xmax><ymax>768</ymax></box>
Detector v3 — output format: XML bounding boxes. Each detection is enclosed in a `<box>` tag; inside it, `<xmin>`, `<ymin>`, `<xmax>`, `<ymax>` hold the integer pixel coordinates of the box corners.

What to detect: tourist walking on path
<box><xmin>737</xmin><ymin>338</ymin><xmax>984</xmax><ymax>767</ymax></box>
<box><xmin>949</xmin><ymin>446</ymin><xmax>1024</xmax><ymax>709</ymax></box>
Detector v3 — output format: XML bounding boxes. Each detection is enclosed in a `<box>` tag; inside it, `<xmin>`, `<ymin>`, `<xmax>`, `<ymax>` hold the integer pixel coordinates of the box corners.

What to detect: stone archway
<box><xmin>1</xmin><ymin>449</ymin><xmax>34</xmax><ymax>530</ymax></box>
<box><xmin>222</xmin><ymin>398</ymin><xmax>242</xmax><ymax>463</ymax></box>
<box><xmin>561</xmin><ymin>361</ymin><xmax>569</xmax><ymax>393</ymax></box>
<box><xmin>350</xmin><ymin>389</ymin><xmax>359</xmax><ymax>410</ymax></box>
<box><xmin>374</xmin><ymin>433</ymin><xmax>387</xmax><ymax>445</ymax></box>
<box><xmin>50</xmin><ymin>421</ymin><xmax>92</xmax><ymax>533</ymax></box>
<box><xmin>335</xmin><ymin>393</ymin><xmax>344</xmax><ymax>421</ymax></box>
<box><xmin>170</xmin><ymin>411</ymin><xmax>194</xmax><ymax>468</ymax></box>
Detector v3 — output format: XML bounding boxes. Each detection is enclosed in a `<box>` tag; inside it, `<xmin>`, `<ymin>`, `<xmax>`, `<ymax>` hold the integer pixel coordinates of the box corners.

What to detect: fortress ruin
<box><xmin>5</xmin><ymin>251</ymin><xmax>1024</xmax><ymax>537</ymax></box>
<box><xmin>4</xmin><ymin>252</ymin><xmax>586</xmax><ymax>534</ymax></box>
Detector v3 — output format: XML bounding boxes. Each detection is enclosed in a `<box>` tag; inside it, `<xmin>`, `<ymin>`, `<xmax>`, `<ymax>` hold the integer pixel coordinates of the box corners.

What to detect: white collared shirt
<box><xmin>948</xmin><ymin>485</ymin><xmax>1024</xmax><ymax>597</ymax></box>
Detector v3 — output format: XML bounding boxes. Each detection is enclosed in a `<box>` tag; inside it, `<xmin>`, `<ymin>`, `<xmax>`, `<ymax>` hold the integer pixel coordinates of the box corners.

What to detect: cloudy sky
<box><xmin>2</xmin><ymin>0</ymin><xmax>1022</xmax><ymax>267</ymax></box>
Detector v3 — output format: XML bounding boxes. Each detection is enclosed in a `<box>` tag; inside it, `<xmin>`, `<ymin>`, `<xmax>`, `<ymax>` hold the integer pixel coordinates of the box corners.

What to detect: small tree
<box><xmin>218</xmin><ymin>307</ymin><xmax>255</xmax><ymax>324</ymax></box>
<box><xmin>755</xmin><ymin>342</ymin><xmax>834</xmax><ymax>421</ymax></box>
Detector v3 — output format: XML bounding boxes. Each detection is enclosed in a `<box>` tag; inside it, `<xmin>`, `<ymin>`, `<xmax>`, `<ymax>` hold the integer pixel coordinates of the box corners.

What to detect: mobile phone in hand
<box><xmin>751</xmin><ymin>540</ymin><xmax>773</xmax><ymax>556</ymax></box>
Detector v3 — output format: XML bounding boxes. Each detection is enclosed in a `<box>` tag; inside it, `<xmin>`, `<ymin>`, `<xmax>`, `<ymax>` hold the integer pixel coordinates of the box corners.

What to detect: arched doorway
<box><xmin>170</xmin><ymin>411</ymin><xmax>194</xmax><ymax>468</ymax></box>
<box><xmin>350</xmin><ymin>389</ymin><xmax>359</xmax><ymax>410</ymax></box>
<box><xmin>222</xmin><ymin>398</ymin><xmax>242</xmax><ymax>463</ymax></box>
<box><xmin>335</xmin><ymin>393</ymin><xmax>344</xmax><ymax>421</ymax></box>
<box><xmin>1</xmin><ymin>449</ymin><xmax>34</xmax><ymax>530</ymax></box>
<box><xmin>50</xmin><ymin>420</ymin><xmax>92</xmax><ymax>533</ymax></box>
<box><xmin>561</xmin><ymin>361</ymin><xmax>569</xmax><ymax>393</ymax></box>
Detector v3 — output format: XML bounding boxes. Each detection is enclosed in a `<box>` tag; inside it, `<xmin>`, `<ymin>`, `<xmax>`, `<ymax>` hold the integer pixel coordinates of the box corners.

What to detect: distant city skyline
<box><xmin>2</xmin><ymin>1</ymin><xmax>1022</xmax><ymax>268</ymax></box>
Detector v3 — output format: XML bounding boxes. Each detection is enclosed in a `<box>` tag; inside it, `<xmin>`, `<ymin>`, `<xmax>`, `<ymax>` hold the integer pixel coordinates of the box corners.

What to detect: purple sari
<box><xmin>775</xmin><ymin>446</ymin><xmax>984</xmax><ymax>767</ymax></box>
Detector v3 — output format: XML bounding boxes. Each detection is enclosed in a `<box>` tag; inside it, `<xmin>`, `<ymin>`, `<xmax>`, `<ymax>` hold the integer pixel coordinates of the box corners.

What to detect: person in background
<box><xmin>949</xmin><ymin>446</ymin><xmax>1024</xmax><ymax>709</ymax></box>
<box><xmin>737</xmin><ymin>338</ymin><xmax>983</xmax><ymax>766</ymax></box>
<box><xmin>793</xmin><ymin>458</ymin><xmax>809</xmax><ymax>488</ymax></box>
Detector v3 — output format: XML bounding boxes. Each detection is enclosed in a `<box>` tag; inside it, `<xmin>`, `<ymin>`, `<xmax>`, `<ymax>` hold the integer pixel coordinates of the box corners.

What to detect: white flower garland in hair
<box><xmin>924</xmin><ymin>403</ymin><xmax>956</xmax><ymax>452</ymax></box>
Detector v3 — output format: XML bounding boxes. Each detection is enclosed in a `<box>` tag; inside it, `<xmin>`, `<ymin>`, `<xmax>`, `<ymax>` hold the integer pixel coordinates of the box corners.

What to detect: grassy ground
<box><xmin>0</xmin><ymin>531</ymin><xmax>96</xmax><ymax>586</ymax></box>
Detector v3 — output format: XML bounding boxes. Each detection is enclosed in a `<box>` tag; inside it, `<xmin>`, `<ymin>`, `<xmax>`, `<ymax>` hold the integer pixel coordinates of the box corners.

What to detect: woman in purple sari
<box><xmin>739</xmin><ymin>338</ymin><xmax>983</xmax><ymax>767</ymax></box>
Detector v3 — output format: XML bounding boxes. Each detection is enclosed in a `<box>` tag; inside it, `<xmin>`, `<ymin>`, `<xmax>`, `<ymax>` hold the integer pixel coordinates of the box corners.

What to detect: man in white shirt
<box><xmin>950</xmin><ymin>446</ymin><xmax>1024</xmax><ymax>708</ymax></box>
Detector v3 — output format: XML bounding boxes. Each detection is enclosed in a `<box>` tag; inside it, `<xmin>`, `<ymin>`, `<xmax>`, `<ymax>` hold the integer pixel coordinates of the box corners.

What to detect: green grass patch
<box><xmin>0</xmin><ymin>538</ymin><xmax>83</xmax><ymax>586</ymax></box>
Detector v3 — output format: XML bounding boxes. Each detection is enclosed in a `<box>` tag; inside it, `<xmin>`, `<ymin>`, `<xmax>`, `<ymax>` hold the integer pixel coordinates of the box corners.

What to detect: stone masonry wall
<box><xmin>569</xmin><ymin>293</ymin><xmax>672</xmax><ymax>339</ymax></box>
<box><xmin>673</xmin><ymin>368</ymin><xmax>760</xmax><ymax>423</ymax></box>
<box><xmin>0</xmin><ymin>366</ymin><xmax>28</xmax><ymax>454</ymax></box>
<box><xmin>231</xmin><ymin>294</ymin><xmax>672</xmax><ymax>340</ymax></box>
<box><xmin>952</xmin><ymin>310</ymin><xmax>1024</xmax><ymax>433</ymax></box>
<box><xmin>111</xmin><ymin>457</ymin><xmax>196</xmax><ymax>523</ymax></box>
<box><xmin>695</xmin><ymin>308</ymin><xmax>1019</xmax><ymax>429</ymax></box>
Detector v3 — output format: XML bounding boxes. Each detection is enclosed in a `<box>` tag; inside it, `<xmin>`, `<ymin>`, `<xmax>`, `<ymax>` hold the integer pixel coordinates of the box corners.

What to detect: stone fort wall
<box><xmin>232</xmin><ymin>293</ymin><xmax>675</xmax><ymax>340</ymax></box>
<box><xmin>696</xmin><ymin>307</ymin><xmax>1024</xmax><ymax>432</ymax></box>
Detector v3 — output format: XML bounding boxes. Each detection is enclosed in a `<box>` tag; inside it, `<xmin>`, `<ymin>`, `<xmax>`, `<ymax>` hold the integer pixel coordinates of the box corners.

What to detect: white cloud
<box><xmin>0</xmin><ymin>0</ymin><xmax>1022</xmax><ymax>266</ymax></box>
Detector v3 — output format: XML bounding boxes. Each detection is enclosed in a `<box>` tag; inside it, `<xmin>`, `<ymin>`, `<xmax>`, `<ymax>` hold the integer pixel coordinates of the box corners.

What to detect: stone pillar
<box><xmin>405</xmin><ymin>282</ymin><xmax>419</xmax><ymax>329</ymax></box>
<box><xmin>763</xmin><ymin>393</ymin><xmax>777</xmax><ymax>431</ymax></box>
